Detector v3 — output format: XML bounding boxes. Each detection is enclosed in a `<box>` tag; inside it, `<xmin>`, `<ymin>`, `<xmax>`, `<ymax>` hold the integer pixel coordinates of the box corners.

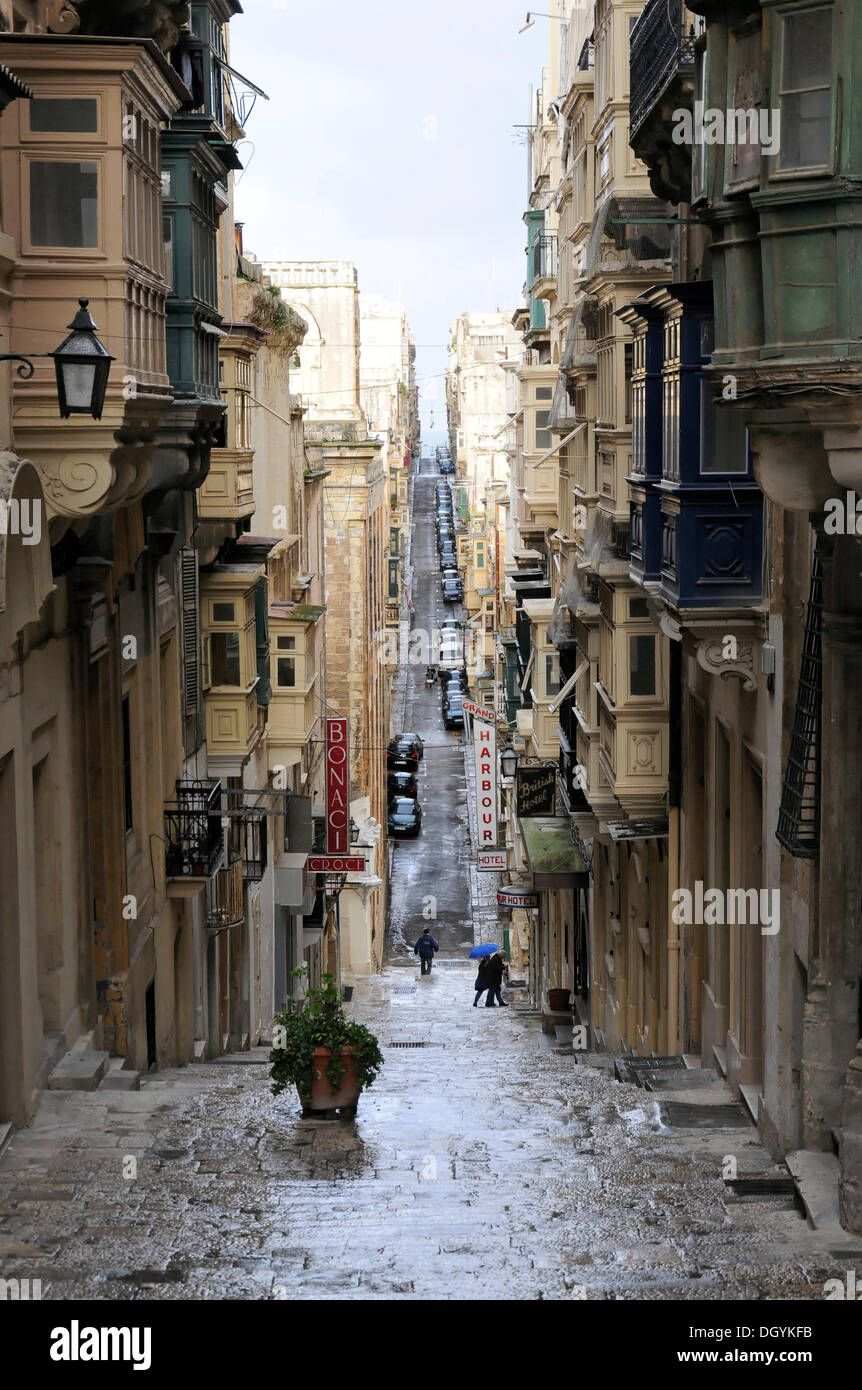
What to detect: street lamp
<box><xmin>51</xmin><ymin>299</ymin><xmax>114</xmax><ymax>421</ymax></box>
<box><xmin>518</xmin><ymin>11</ymin><xmax>565</xmax><ymax>33</ymax></box>
<box><xmin>0</xmin><ymin>298</ymin><xmax>113</xmax><ymax>421</ymax></box>
<box><xmin>500</xmin><ymin>743</ymin><xmax>519</xmax><ymax>780</ymax></box>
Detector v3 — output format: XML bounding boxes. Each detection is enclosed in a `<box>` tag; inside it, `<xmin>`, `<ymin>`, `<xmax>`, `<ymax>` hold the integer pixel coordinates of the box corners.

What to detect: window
<box><xmin>475</xmin><ymin>542</ymin><xmax>485</xmax><ymax>569</ymax></box>
<box><xmin>163</xmin><ymin>216</ymin><xmax>174</xmax><ymax>291</ymax></box>
<box><xmin>535</xmin><ymin>410</ymin><xmax>552</xmax><ymax>451</ymax></box>
<box><xmin>30</xmin><ymin>161</ymin><xmax>98</xmax><ymax>246</ymax></box>
<box><xmin>210</xmin><ymin>632</ymin><xmax>240</xmax><ymax>686</ymax></box>
<box><xmin>545</xmin><ymin>653</ymin><xmax>562</xmax><ymax>697</ymax></box>
<box><xmin>213</xmin><ymin>602</ymin><xmax>235</xmax><ymax>623</ymax></box>
<box><xmin>277</xmin><ymin>657</ymin><xmax>296</xmax><ymax>688</ymax></box>
<box><xmin>277</xmin><ymin>635</ymin><xmax>296</xmax><ymax>651</ymax></box>
<box><xmin>726</xmin><ymin>29</ymin><xmax>762</xmax><ymax>189</ymax></box>
<box><xmin>700</xmin><ymin>379</ymin><xmax>749</xmax><ymax>473</ymax></box>
<box><xmin>122</xmin><ymin>694</ymin><xmax>133</xmax><ymax>833</ymax></box>
<box><xmin>536</xmin><ymin>386</ymin><xmax>553</xmax><ymax>401</ymax></box>
<box><xmin>29</xmin><ymin>98</ymin><xmax>98</xmax><ymax>132</ymax></box>
<box><xmin>777</xmin><ymin>6</ymin><xmax>833</xmax><ymax>171</ymax></box>
<box><xmin>629</xmin><ymin>634</ymin><xmax>656</xmax><ymax>697</ymax></box>
<box><xmin>629</xmin><ymin>597</ymin><xmax>649</xmax><ymax>619</ymax></box>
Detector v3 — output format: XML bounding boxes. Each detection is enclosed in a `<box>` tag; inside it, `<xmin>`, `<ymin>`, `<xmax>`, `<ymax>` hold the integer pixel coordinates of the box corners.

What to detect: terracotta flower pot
<box><xmin>303</xmin><ymin>1046</ymin><xmax>361</xmax><ymax>1112</ymax></box>
<box><xmin>548</xmin><ymin>987</ymin><xmax>572</xmax><ymax>1012</ymax></box>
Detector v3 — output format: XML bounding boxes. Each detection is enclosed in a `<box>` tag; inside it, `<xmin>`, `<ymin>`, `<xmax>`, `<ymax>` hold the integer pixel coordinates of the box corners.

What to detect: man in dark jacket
<box><xmin>484</xmin><ymin>952</ymin><xmax>508</xmax><ymax>1007</ymax></box>
<box><xmin>414</xmin><ymin>929</ymin><xmax>439</xmax><ymax>975</ymax></box>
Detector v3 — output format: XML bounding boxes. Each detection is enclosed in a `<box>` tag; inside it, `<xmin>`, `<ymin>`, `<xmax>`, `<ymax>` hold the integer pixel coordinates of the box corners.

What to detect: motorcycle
<box><xmin>424</xmin><ymin>664</ymin><xmax>438</xmax><ymax>689</ymax></box>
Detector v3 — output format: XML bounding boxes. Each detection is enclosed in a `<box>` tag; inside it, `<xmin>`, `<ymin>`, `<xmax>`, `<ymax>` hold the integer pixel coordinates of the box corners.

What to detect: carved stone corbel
<box><xmin>693</xmin><ymin>634</ymin><xmax>758</xmax><ymax>692</ymax></box>
<box><xmin>41</xmin><ymin>0</ymin><xmax>81</xmax><ymax>33</ymax></box>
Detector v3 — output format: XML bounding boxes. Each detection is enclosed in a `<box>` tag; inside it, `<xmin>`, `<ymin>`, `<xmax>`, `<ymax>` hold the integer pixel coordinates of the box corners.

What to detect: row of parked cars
<box><xmin>435</xmin><ymin>481</ymin><xmax>463</xmax><ymax>603</ymax></box>
<box><xmin>386</xmin><ymin>732</ymin><xmax>424</xmax><ymax>837</ymax></box>
<box><xmin>436</xmin><ymin>450</ymin><xmax>455</xmax><ymax>475</ymax></box>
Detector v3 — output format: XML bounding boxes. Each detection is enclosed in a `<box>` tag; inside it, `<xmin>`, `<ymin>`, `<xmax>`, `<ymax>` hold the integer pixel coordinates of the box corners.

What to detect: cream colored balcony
<box><xmin>198</xmin><ymin>447</ymin><xmax>255</xmax><ymax>523</ymax></box>
<box><xmin>201</xmin><ymin>564</ymin><xmax>263</xmax><ymax>778</ymax></box>
<box><xmin>266</xmin><ymin>602</ymin><xmax>324</xmax><ymax>774</ymax></box>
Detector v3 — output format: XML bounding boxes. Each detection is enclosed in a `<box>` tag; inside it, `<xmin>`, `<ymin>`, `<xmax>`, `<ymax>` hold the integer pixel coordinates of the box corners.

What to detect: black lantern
<box><xmin>500</xmin><ymin>743</ymin><xmax>519</xmax><ymax>780</ymax></box>
<box><xmin>51</xmin><ymin>299</ymin><xmax>114</xmax><ymax>420</ymax></box>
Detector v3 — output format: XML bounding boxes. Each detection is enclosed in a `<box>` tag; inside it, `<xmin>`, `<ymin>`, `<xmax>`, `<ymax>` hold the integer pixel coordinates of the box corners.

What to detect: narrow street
<box><xmin>0</xmin><ymin>461</ymin><xmax>857</xmax><ymax>1303</ymax></box>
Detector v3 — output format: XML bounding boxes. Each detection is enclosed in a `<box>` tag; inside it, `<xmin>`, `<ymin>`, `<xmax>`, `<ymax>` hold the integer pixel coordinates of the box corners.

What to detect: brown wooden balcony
<box><xmin>206</xmin><ymin>854</ymin><xmax>244</xmax><ymax>931</ymax></box>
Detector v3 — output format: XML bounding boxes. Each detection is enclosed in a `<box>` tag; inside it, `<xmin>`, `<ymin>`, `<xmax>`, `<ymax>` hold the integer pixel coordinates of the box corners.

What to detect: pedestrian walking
<box><xmin>414</xmin><ymin>928</ymin><xmax>439</xmax><ymax>975</ymax></box>
<box><xmin>484</xmin><ymin>951</ymin><xmax>508</xmax><ymax>1007</ymax></box>
<box><xmin>472</xmin><ymin>957</ymin><xmax>491</xmax><ymax>1007</ymax></box>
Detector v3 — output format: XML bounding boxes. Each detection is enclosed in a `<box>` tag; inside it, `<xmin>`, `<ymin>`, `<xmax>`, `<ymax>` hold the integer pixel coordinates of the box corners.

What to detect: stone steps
<box><xmin>48</xmin><ymin>1050</ymin><xmax>109</xmax><ymax>1091</ymax></box>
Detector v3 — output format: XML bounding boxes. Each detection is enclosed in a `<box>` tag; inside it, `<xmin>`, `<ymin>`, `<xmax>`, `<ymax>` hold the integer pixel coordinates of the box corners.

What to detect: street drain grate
<box><xmin>392</xmin><ymin>987</ymin><xmax>417</xmax><ymax>995</ymax></box>
<box><xmin>388</xmin><ymin>1041</ymin><xmax>427</xmax><ymax>1048</ymax></box>
<box><xmin>434</xmin><ymin>960</ymin><xmax>474</xmax><ymax>967</ymax></box>
<box><xmin>725</xmin><ymin>1176</ymin><xmax>797</xmax><ymax>1197</ymax></box>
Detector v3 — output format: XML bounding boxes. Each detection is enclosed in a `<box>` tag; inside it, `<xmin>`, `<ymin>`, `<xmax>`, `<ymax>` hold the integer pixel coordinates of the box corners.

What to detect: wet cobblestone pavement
<box><xmin>0</xmin><ymin>961</ymin><xmax>858</xmax><ymax>1301</ymax></box>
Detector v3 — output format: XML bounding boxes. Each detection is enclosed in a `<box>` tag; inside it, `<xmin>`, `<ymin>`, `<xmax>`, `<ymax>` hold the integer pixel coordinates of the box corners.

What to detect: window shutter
<box><xmin>180</xmin><ymin>548</ymin><xmax>200</xmax><ymax>717</ymax></box>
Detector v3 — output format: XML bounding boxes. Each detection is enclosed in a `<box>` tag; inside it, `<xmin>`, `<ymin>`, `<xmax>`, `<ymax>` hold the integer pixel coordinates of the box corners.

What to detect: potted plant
<box><xmin>269</xmin><ymin>969</ymin><xmax>383</xmax><ymax>1119</ymax></box>
<box><xmin>548</xmin><ymin>985</ymin><xmax>572</xmax><ymax>1012</ymax></box>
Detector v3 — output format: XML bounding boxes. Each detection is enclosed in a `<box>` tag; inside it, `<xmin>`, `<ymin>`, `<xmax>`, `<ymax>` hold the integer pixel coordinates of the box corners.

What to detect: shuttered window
<box><xmin>180</xmin><ymin>549</ymin><xmax>200</xmax><ymax>716</ymax></box>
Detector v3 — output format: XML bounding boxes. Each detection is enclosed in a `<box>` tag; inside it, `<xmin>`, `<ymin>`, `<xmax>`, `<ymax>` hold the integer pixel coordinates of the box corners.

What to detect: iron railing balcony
<box><xmin>630</xmin><ymin>0</ymin><xmax>698</xmax><ymax>141</ymax></box>
<box><xmin>164</xmin><ymin>779</ymin><xmax>224</xmax><ymax>879</ymax></box>
<box><xmin>530</xmin><ymin>233</ymin><xmax>558</xmax><ymax>288</ymax></box>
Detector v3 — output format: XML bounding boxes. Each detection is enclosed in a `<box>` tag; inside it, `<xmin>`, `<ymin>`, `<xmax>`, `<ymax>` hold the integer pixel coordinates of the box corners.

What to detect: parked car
<box><xmin>442</xmin><ymin>690</ymin><xmax>465</xmax><ymax>729</ymax></box>
<box><xmin>442</xmin><ymin>577</ymin><xmax>463</xmax><ymax>604</ymax></box>
<box><xmin>436</xmin><ymin>512</ymin><xmax>454</xmax><ymax>530</ymax></box>
<box><xmin>440</xmin><ymin>566</ymin><xmax>459</xmax><ymax>591</ymax></box>
<box><xmin>439</xmin><ymin>549</ymin><xmax>457</xmax><ymax>570</ymax></box>
<box><xmin>437</xmin><ymin>534</ymin><xmax>455</xmax><ymax>555</ymax></box>
<box><xmin>440</xmin><ymin>616</ymin><xmax>461</xmax><ymax>630</ymax></box>
<box><xmin>387</xmin><ymin>769</ymin><xmax>418</xmax><ymax>799</ymax></box>
<box><xmin>440</xmin><ymin>459</ymin><xmax>455</xmax><ymax>474</ymax></box>
<box><xmin>388</xmin><ymin>796</ymin><xmax>422</xmax><ymax>837</ymax></box>
<box><xmin>440</xmin><ymin>675</ymin><xmax>461</xmax><ymax>706</ymax></box>
<box><xmin>387</xmin><ymin>733</ymin><xmax>424</xmax><ymax>770</ymax></box>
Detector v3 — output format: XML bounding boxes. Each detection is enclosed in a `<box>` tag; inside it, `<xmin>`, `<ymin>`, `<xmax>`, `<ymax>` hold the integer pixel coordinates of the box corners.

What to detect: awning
<box><xmin>521</xmin><ymin>816</ymin><xmax>589</xmax><ymax>888</ymax></box>
<box><xmin>519</xmin><ymin>649</ymin><xmax>535</xmax><ymax>692</ymax></box>
<box><xmin>559</xmin><ymin>294</ymin><xmax>588</xmax><ymax>370</ymax></box>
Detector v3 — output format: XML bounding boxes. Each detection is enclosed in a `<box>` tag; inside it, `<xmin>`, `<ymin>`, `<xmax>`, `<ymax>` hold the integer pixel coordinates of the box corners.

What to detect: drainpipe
<box><xmin>667</xmin><ymin>804</ymin><xmax>680</xmax><ymax>1055</ymax></box>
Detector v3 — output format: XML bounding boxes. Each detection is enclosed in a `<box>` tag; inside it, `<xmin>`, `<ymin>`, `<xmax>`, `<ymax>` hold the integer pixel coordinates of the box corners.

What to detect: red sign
<box><xmin>462</xmin><ymin>700</ymin><xmax>495</xmax><ymax>722</ymax></box>
<box><xmin>326</xmin><ymin>718</ymin><xmax>349</xmax><ymax>853</ymax></box>
<box><xmin>308</xmin><ymin>855</ymin><xmax>366</xmax><ymax>874</ymax></box>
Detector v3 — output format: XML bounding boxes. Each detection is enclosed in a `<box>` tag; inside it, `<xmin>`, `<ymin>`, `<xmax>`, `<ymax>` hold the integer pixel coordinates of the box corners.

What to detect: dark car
<box><xmin>440</xmin><ymin>616</ymin><xmax>461</xmax><ymax>630</ymax></box>
<box><xmin>443</xmin><ymin>578</ymin><xmax>463</xmax><ymax>604</ymax></box>
<box><xmin>388</xmin><ymin>796</ymin><xmax>422</xmax><ymax>837</ymax></box>
<box><xmin>387</xmin><ymin>733</ymin><xmax>424</xmax><ymax>770</ymax></box>
<box><xmin>387</xmin><ymin>769</ymin><xmax>418</xmax><ymax>799</ymax></box>
<box><xmin>437</xmin><ymin>530</ymin><xmax>455</xmax><ymax>551</ymax></box>
<box><xmin>440</xmin><ymin>460</ymin><xmax>455</xmax><ymax>474</ymax></box>
<box><xmin>440</xmin><ymin>549</ymin><xmax>458</xmax><ymax>570</ymax></box>
<box><xmin>442</xmin><ymin>690</ymin><xmax>465</xmax><ymax>729</ymax></box>
<box><xmin>440</xmin><ymin>675</ymin><xmax>461</xmax><ymax>706</ymax></box>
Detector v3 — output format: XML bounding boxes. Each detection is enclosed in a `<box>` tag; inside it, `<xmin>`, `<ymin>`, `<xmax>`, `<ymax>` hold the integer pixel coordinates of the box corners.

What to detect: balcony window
<box><xmin>30</xmin><ymin>161</ymin><xmax>98</xmax><ymax>247</ymax></box>
<box><xmin>210</xmin><ymin>632</ymin><xmax>240</xmax><ymax>687</ymax></box>
<box><xmin>475</xmin><ymin>542</ymin><xmax>485</xmax><ymax>569</ymax></box>
<box><xmin>700</xmin><ymin>379</ymin><xmax>749</xmax><ymax>473</ymax></box>
<box><xmin>630</xmin><ymin>634</ymin><xmax>656</xmax><ymax>697</ymax></box>
<box><xmin>535</xmin><ymin>410</ymin><xmax>552</xmax><ymax>451</ymax></box>
<box><xmin>544</xmin><ymin>653</ymin><xmax>563</xmax><ymax>698</ymax></box>
<box><xmin>536</xmin><ymin>386</ymin><xmax>553</xmax><ymax>402</ymax></box>
<box><xmin>213</xmin><ymin>602</ymin><xmax>235</xmax><ymax>622</ymax></box>
<box><xmin>725</xmin><ymin>29</ymin><xmax>762</xmax><ymax>190</ymax></box>
<box><xmin>777</xmin><ymin>5</ymin><xmax>834</xmax><ymax>172</ymax></box>
<box><xmin>277</xmin><ymin>657</ymin><xmax>296</xmax><ymax>688</ymax></box>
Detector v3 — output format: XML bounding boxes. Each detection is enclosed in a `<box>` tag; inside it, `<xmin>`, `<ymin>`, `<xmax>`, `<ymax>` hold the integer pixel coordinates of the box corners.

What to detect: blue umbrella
<box><xmin>469</xmin><ymin>943</ymin><xmax>501</xmax><ymax>958</ymax></box>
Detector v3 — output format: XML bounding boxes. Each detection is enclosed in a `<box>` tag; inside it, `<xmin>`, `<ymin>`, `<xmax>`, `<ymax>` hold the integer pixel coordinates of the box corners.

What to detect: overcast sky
<box><xmin>229</xmin><ymin>0</ymin><xmax>550</xmax><ymax>446</ymax></box>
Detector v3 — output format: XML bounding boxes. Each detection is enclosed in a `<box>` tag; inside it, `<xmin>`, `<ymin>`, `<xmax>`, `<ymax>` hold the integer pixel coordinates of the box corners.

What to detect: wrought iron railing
<box><xmin>531</xmin><ymin>233</ymin><xmax>558</xmax><ymax>286</ymax></box>
<box><xmin>237</xmin><ymin>811</ymin><xmax>267</xmax><ymax>881</ymax></box>
<box><xmin>777</xmin><ymin>546</ymin><xmax>822</xmax><ymax>857</ymax></box>
<box><xmin>164</xmin><ymin>779</ymin><xmax>223</xmax><ymax>878</ymax></box>
<box><xmin>630</xmin><ymin>0</ymin><xmax>698</xmax><ymax>140</ymax></box>
<box><xmin>207</xmin><ymin>854</ymin><xmax>244</xmax><ymax>930</ymax></box>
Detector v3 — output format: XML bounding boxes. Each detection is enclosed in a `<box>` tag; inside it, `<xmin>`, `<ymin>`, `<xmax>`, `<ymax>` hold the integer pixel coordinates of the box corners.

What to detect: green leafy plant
<box><xmin>269</xmin><ymin>970</ymin><xmax>383</xmax><ymax>1104</ymax></box>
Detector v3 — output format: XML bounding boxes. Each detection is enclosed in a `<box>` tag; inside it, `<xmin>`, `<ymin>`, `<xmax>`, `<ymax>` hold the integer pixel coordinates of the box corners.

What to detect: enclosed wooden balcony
<box><xmin>198</xmin><ymin>447</ymin><xmax>255</xmax><ymax>521</ymax></box>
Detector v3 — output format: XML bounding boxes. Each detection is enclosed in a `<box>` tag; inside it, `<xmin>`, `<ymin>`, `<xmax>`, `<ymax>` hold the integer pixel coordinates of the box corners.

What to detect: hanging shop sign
<box><xmin>325</xmin><ymin>717</ymin><xmax>349</xmax><ymax>853</ymax></box>
<box><xmin>307</xmin><ymin>855</ymin><xmax>367</xmax><ymax>874</ymax></box>
<box><xmin>478</xmin><ymin>849</ymin><xmax>508</xmax><ymax>871</ymax></box>
<box><xmin>516</xmin><ymin>762</ymin><xmax>557</xmax><ymax>818</ymax></box>
<box><xmin>474</xmin><ymin>719</ymin><xmax>497</xmax><ymax>848</ymax></box>
<box><xmin>497</xmin><ymin>887</ymin><xmax>539</xmax><ymax>909</ymax></box>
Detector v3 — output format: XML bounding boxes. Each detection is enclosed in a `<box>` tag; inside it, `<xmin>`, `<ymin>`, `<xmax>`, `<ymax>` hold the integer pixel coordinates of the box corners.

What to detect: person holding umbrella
<box><xmin>469</xmin><ymin>943</ymin><xmax>506</xmax><ymax>1008</ymax></box>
